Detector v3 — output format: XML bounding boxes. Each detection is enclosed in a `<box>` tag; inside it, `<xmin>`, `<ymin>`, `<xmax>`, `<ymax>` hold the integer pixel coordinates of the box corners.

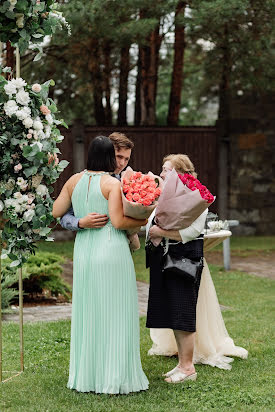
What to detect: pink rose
<box><xmin>142</xmin><ymin>198</ymin><xmax>153</xmax><ymax>206</ymax></box>
<box><xmin>54</xmin><ymin>153</ymin><xmax>59</xmax><ymax>166</ymax></box>
<box><xmin>155</xmin><ymin>188</ymin><xmax>161</xmax><ymax>197</ymax></box>
<box><xmin>126</xmin><ymin>193</ymin><xmax>133</xmax><ymax>201</ymax></box>
<box><xmin>133</xmin><ymin>172</ymin><xmax>142</xmax><ymax>179</ymax></box>
<box><xmin>27</xmin><ymin>133</ymin><xmax>32</xmax><ymax>139</ymax></box>
<box><xmin>14</xmin><ymin>163</ymin><xmax>22</xmax><ymax>172</ymax></box>
<box><xmin>132</xmin><ymin>193</ymin><xmax>141</xmax><ymax>202</ymax></box>
<box><xmin>32</xmin><ymin>83</ymin><xmax>41</xmax><ymax>93</ymax></box>
<box><xmin>40</xmin><ymin>104</ymin><xmax>51</xmax><ymax>115</ymax></box>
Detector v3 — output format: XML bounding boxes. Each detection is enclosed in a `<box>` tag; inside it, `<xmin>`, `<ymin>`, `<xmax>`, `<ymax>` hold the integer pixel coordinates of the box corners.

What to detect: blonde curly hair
<box><xmin>163</xmin><ymin>154</ymin><xmax>197</xmax><ymax>178</ymax></box>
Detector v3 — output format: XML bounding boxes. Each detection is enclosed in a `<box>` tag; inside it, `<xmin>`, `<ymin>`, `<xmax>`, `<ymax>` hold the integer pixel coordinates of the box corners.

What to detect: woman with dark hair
<box><xmin>53</xmin><ymin>136</ymin><xmax>149</xmax><ymax>394</ymax></box>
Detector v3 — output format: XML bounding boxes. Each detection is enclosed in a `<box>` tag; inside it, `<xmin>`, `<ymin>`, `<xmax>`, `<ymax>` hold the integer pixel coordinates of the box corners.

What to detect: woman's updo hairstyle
<box><xmin>163</xmin><ymin>154</ymin><xmax>197</xmax><ymax>178</ymax></box>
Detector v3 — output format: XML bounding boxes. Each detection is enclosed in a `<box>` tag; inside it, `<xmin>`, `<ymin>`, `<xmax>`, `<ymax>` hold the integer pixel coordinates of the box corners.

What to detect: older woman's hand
<box><xmin>149</xmin><ymin>225</ymin><xmax>164</xmax><ymax>240</ymax></box>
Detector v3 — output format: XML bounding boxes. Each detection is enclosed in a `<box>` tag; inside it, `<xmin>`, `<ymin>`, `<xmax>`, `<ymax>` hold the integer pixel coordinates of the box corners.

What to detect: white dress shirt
<box><xmin>146</xmin><ymin>209</ymin><xmax>208</xmax><ymax>247</ymax></box>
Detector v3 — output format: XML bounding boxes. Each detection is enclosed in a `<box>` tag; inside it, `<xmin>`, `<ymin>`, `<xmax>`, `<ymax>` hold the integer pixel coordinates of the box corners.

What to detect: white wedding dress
<box><xmin>148</xmin><ymin>259</ymin><xmax>248</xmax><ymax>370</ymax></box>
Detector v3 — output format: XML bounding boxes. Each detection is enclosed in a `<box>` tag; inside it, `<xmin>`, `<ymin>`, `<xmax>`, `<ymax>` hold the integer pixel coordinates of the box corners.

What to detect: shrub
<box><xmin>23</xmin><ymin>252</ymin><xmax>71</xmax><ymax>300</ymax></box>
<box><xmin>1</xmin><ymin>252</ymin><xmax>71</xmax><ymax>308</ymax></box>
<box><xmin>1</xmin><ymin>263</ymin><xmax>29</xmax><ymax>309</ymax></box>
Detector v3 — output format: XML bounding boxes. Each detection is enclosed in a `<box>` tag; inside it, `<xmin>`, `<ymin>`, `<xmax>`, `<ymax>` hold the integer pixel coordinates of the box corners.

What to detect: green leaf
<box><xmin>32</xmin><ymin>33</ymin><xmax>44</xmax><ymax>38</ymax></box>
<box><xmin>33</xmin><ymin>1</ymin><xmax>46</xmax><ymax>12</ymax></box>
<box><xmin>19</xmin><ymin>29</ymin><xmax>27</xmax><ymax>38</ymax></box>
<box><xmin>10</xmin><ymin>260</ymin><xmax>21</xmax><ymax>268</ymax></box>
<box><xmin>16</xmin><ymin>0</ymin><xmax>29</xmax><ymax>13</ymax></box>
<box><xmin>35</xmin><ymin>204</ymin><xmax>47</xmax><ymax>217</ymax></box>
<box><xmin>5</xmin><ymin>11</ymin><xmax>16</xmax><ymax>19</ymax></box>
<box><xmin>57</xmin><ymin>160</ymin><xmax>69</xmax><ymax>171</ymax></box>
<box><xmin>11</xmin><ymin>137</ymin><xmax>20</xmax><ymax>146</ymax></box>
<box><xmin>39</xmin><ymin>227</ymin><xmax>51</xmax><ymax>236</ymax></box>
<box><xmin>22</xmin><ymin>145</ymin><xmax>39</xmax><ymax>158</ymax></box>
<box><xmin>33</xmin><ymin>52</ymin><xmax>43</xmax><ymax>62</ymax></box>
<box><xmin>18</xmin><ymin>37</ymin><xmax>29</xmax><ymax>53</ymax></box>
<box><xmin>23</xmin><ymin>166</ymin><xmax>38</xmax><ymax>178</ymax></box>
<box><xmin>43</xmin><ymin>79</ymin><xmax>55</xmax><ymax>87</ymax></box>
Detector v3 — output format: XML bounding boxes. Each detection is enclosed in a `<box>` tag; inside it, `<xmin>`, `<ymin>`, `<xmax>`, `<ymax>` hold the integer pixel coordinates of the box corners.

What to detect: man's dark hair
<box><xmin>87</xmin><ymin>136</ymin><xmax>116</xmax><ymax>172</ymax></box>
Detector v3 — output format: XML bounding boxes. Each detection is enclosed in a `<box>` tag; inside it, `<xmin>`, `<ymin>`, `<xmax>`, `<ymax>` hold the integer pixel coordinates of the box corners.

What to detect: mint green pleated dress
<box><xmin>67</xmin><ymin>171</ymin><xmax>149</xmax><ymax>394</ymax></box>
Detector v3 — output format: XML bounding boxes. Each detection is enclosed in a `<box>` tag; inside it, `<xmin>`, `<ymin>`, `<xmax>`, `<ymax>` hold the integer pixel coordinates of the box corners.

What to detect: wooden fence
<box><xmin>54</xmin><ymin>126</ymin><xmax>217</xmax><ymax>212</ymax></box>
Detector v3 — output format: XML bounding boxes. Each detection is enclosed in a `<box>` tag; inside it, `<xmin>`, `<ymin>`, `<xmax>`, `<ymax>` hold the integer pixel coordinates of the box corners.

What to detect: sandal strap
<box><xmin>169</xmin><ymin>372</ymin><xmax>197</xmax><ymax>383</ymax></box>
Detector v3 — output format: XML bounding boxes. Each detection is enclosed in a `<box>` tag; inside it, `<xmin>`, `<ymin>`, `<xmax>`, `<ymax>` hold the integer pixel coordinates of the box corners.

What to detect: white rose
<box><xmin>20</xmin><ymin>194</ymin><xmax>29</xmax><ymax>203</ymax></box>
<box><xmin>4</xmin><ymin>100</ymin><xmax>18</xmax><ymax>117</ymax></box>
<box><xmin>23</xmin><ymin>117</ymin><xmax>33</xmax><ymax>128</ymax></box>
<box><xmin>33</xmin><ymin>119</ymin><xmax>43</xmax><ymax>130</ymax></box>
<box><xmin>32</xmin><ymin>83</ymin><xmax>41</xmax><ymax>93</ymax></box>
<box><xmin>22</xmin><ymin>106</ymin><xmax>31</xmax><ymax>116</ymax></box>
<box><xmin>13</xmin><ymin>191</ymin><xmax>22</xmax><ymax>199</ymax></box>
<box><xmin>4</xmin><ymin>81</ymin><xmax>17</xmax><ymax>96</ymax></box>
<box><xmin>30</xmin><ymin>142</ymin><xmax>43</xmax><ymax>152</ymax></box>
<box><xmin>38</xmin><ymin>130</ymin><xmax>46</xmax><ymax>139</ymax></box>
<box><xmin>5</xmin><ymin>198</ymin><xmax>15</xmax><ymax>208</ymax></box>
<box><xmin>11</xmin><ymin>78</ymin><xmax>27</xmax><ymax>89</ymax></box>
<box><xmin>36</xmin><ymin>184</ymin><xmax>48</xmax><ymax>197</ymax></box>
<box><xmin>23</xmin><ymin>209</ymin><xmax>35</xmax><ymax>222</ymax></box>
<box><xmin>15</xmin><ymin>203</ymin><xmax>22</xmax><ymax>213</ymax></box>
<box><xmin>45</xmin><ymin>114</ymin><xmax>53</xmax><ymax>125</ymax></box>
<box><xmin>0</xmin><ymin>200</ymin><xmax>4</xmax><ymax>212</ymax></box>
<box><xmin>16</xmin><ymin>89</ymin><xmax>30</xmax><ymax>106</ymax></box>
<box><xmin>16</xmin><ymin>109</ymin><xmax>28</xmax><ymax>120</ymax></box>
<box><xmin>44</xmin><ymin>125</ymin><xmax>51</xmax><ymax>138</ymax></box>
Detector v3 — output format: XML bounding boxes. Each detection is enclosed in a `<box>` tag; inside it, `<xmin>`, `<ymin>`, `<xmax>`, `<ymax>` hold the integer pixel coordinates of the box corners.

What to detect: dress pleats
<box><xmin>67</xmin><ymin>173</ymin><xmax>149</xmax><ymax>394</ymax></box>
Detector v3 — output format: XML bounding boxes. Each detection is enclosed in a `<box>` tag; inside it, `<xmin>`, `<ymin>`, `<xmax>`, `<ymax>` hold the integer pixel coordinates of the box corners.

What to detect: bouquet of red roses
<box><xmin>178</xmin><ymin>173</ymin><xmax>215</xmax><ymax>204</ymax></box>
<box><xmin>152</xmin><ymin>169</ymin><xmax>215</xmax><ymax>246</ymax></box>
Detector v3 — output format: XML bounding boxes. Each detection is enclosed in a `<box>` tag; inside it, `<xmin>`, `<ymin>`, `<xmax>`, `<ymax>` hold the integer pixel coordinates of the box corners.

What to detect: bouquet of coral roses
<box><xmin>121</xmin><ymin>167</ymin><xmax>163</xmax><ymax>250</ymax></box>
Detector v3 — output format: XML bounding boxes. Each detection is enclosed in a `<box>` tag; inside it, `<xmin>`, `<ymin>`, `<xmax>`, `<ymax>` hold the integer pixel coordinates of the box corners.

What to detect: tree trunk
<box><xmin>6</xmin><ymin>42</ymin><xmax>15</xmax><ymax>75</ymax></box>
<box><xmin>217</xmin><ymin>25</ymin><xmax>231</xmax><ymax>220</ymax></box>
<box><xmin>117</xmin><ymin>46</ymin><xmax>130</xmax><ymax>126</ymax></box>
<box><xmin>140</xmin><ymin>23</ymin><xmax>162</xmax><ymax>125</ymax></box>
<box><xmin>88</xmin><ymin>39</ymin><xmax>106</xmax><ymax>125</ymax></box>
<box><xmin>167</xmin><ymin>1</ymin><xmax>186</xmax><ymax>126</ymax></box>
<box><xmin>103</xmin><ymin>41</ymin><xmax>112</xmax><ymax>125</ymax></box>
<box><xmin>134</xmin><ymin>49</ymin><xmax>142</xmax><ymax>126</ymax></box>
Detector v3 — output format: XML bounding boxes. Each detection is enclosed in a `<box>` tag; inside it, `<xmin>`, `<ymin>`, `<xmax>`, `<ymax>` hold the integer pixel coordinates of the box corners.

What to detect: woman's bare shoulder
<box><xmin>65</xmin><ymin>172</ymin><xmax>84</xmax><ymax>192</ymax></box>
<box><xmin>103</xmin><ymin>175</ymin><xmax>120</xmax><ymax>186</ymax></box>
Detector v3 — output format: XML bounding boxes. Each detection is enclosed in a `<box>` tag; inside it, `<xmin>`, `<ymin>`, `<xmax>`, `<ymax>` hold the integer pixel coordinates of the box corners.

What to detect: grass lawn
<box><xmin>1</xmin><ymin>265</ymin><xmax>275</xmax><ymax>411</ymax></box>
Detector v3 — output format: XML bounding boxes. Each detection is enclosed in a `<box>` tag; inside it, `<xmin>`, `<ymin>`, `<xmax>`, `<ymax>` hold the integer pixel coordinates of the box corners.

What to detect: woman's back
<box><xmin>72</xmin><ymin>171</ymin><xmax>110</xmax><ymax>222</ymax></box>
